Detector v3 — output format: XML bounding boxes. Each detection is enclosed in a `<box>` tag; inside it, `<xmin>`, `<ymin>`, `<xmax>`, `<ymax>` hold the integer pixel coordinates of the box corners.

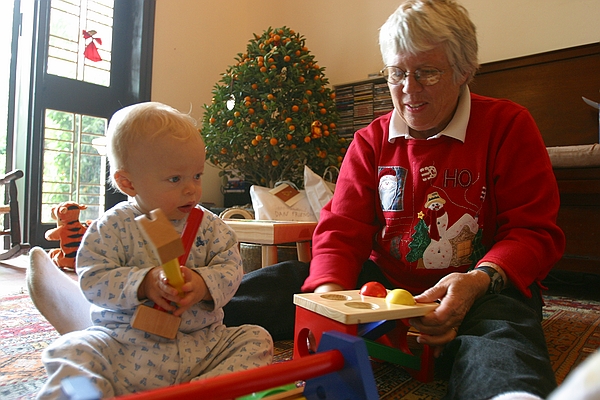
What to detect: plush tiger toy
<box><xmin>45</xmin><ymin>201</ymin><xmax>89</xmax><ymax>270</ymax></box>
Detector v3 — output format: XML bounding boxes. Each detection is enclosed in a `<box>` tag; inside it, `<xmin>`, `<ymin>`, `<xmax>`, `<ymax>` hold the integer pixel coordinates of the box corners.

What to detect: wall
<box><xmin>151</xmin><ymin>0</ymin><xmax>600</xmax><ymax>207</ymax></box>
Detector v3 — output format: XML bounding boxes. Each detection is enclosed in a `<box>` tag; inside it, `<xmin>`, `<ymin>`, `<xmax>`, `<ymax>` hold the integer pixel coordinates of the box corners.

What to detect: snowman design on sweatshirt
<box><xmin>419</xmin><ymin>191</ymin><xmax>480</xmax><ymax>269</ymax></box>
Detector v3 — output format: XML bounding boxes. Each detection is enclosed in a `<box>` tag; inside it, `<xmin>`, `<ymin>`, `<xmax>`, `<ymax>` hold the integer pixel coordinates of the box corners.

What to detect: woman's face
<box><xmin>387</xmin><ymin>46</ymin><xmax>468</xmax><ymax>139</ymax></box>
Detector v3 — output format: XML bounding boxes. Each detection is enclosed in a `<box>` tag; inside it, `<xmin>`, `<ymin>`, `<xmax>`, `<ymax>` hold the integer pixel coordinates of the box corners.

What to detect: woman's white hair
<box><xmin>379</xmin><ymin>0</ymin><xmax>479</xmax><ymax>85</ymax></box>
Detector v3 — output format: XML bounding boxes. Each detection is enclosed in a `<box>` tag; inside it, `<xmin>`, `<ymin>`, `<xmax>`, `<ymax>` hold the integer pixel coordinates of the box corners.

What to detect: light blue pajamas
<box><xmin>37</xmin><ymin>202</ymin><xmax>272</xmax><ymax>398</ymax></box>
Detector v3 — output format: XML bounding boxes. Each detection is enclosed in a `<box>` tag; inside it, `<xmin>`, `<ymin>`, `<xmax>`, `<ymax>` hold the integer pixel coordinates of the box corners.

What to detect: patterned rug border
<box><xmin>1</xmin><ymin>293</ymin><xmax>59</xmax><ymax>400</ymax></box>
<box><xmin>542</xmin><ymin>295</ymin><xmax>600</xmax><ymax>384</ymax></box>
<box><xmin>1</xmin><ymin>293</ymin><xmax>599</xmax><ymax>399</ymax></box>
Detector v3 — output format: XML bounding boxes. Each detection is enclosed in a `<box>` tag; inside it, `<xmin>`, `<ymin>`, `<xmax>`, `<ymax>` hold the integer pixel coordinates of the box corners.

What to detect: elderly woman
<box><xmin>301</xmin><ymin>1</ymin><xmax>564</xmax><ymax>399</ymax></box>
<box><xmin>227</xmin><ymin>0</ymin><xmax>564</xmax><ymax>398</ymax></box>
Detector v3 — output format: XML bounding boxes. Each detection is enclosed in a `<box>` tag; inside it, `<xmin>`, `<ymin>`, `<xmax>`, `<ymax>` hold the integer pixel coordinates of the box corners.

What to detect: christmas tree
<box><xmin>201</xmin><ymin>26</ymin><xmax>347</xmax><ymax>188</ymax></box>
<box><xmin>406</xmin><ymin>218</ymin><xmax>431</xmax><ymax>263</ymax></box>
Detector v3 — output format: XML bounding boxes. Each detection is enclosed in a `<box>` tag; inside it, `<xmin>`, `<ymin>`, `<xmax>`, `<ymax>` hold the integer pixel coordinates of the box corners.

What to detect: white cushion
<box><xmin>547</xmin><ymin>144</ymin><xmax>600</xmax><ymax>168</ymax></box>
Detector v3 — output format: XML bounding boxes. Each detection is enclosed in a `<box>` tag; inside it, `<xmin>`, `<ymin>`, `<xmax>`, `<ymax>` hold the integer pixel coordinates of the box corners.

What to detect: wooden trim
<box><xmin>470</xmin><ymin>42</ymin><xmax>600</xmax><ymax>147</ymax></box>
<box><xmin>476</xmin><ymin>43</ymin><xmax>600</xmax><ymax>74</ymax></box>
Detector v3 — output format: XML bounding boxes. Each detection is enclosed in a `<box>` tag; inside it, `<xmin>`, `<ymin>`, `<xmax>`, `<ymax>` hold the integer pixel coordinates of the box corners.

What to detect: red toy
<box><xmin>359</xmin><ymin>281</ymin><xmax>388</xmax><ymax>298</ymax></box>
<box><xmin>45</xmin><ymin>201</ymin><xmax>89</xmax><ymax>270</ymax></box>
<box><xmin>293</xmin><ymin>286</ymin><xmax>438</xmax><ymax>382</ymax></box>
<box><xmin>60</xmin><ymin>331</ymin><xmax>378</xmax><ymax>400</ymax></box>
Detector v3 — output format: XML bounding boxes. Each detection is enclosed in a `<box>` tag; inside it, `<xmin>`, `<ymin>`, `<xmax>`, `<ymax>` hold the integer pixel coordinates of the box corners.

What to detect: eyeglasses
<box><xmin>380</xmin><ymin>66</ymin><xmax>446</xmax><ymax>86</ymax></box>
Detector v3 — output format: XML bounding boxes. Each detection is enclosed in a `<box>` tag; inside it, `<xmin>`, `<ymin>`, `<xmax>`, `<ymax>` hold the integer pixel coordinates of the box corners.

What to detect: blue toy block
<box><xmin>303</xmin><ymin>331</ymin><xmax>379</xmax><ymax>400</ymax></box>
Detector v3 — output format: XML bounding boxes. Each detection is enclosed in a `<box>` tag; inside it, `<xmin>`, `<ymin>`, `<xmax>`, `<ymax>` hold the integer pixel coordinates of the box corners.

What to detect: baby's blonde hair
<box><xmin>106</xmin><ymin>102</ymin><xmax>200</xmax><ymax>190</ymax></box>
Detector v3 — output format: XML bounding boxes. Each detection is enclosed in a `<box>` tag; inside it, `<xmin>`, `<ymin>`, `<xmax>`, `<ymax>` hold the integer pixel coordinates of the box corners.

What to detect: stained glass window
<box><xmin>47</xmin><ymin>0</ymin><xmax>114</xmax><ymax>87</ymax></box>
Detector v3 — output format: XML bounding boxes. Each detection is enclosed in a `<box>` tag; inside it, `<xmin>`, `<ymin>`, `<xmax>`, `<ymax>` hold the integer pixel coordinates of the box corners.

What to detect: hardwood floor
<box><xmin>0</xmin><ymin>255</ymin><xmax>29</xmax><ymax>296</ymax></box>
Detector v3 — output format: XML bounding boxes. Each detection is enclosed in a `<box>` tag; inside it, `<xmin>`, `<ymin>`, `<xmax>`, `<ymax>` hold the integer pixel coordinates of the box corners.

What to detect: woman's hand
<box><xmin>409</xmin><ymin>270</ymin><xmax>490</xmax><ymax>356</ymax></box>
<box><xmin>314</xmin><ymin>283</ymin><xmax>345</xmax><ymax>293</ymax></box>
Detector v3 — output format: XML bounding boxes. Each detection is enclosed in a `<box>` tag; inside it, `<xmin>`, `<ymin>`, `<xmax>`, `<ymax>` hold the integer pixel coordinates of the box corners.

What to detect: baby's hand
<box><xmin>138</xmin><ymin>266</ymin><xmax>181</xmax><ymax>312</ymax></box>
<box><xmin>171</xmin><ymin>266</ymin><xmax>211</xmax><ymax>316</ymax></box>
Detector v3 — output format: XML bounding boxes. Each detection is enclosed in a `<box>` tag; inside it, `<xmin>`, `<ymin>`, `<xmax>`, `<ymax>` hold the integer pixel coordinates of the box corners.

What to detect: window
<box><xmin>41</xmin><ymin>109</ymin><xmax>107</xmax><ymax>224</ymax></box>
<box><xmin>47</xmin><ymin>0</ymin><xmax>114</xmax><ymax>86</ymax></box>
<box><xmin>11</xmin><ymin>0</ymin><xmax>155</xmax><ymax>246</ymax></box>
<box><xmin>41</xmin><ymin>1</ymin><xmax>115</xmax><ymax>224</ymax></box>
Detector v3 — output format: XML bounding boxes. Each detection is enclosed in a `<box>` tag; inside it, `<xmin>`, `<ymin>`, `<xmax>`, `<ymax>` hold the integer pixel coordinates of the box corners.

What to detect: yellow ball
<box><xmin>385</xmin><ymin>289</ymin><xmax>416</xmax><ymax>306</ymax></box>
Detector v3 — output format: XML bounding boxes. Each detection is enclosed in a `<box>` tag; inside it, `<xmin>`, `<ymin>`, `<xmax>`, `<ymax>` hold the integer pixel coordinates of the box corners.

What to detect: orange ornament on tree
<box><xmin>201</xmin><ymin>26</ymin><xmax>346</xmax><ymax>188</ymax></box>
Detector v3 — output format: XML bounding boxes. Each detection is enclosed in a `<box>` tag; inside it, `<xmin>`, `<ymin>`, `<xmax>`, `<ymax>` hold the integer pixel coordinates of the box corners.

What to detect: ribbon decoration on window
<box><xmin>82</xmin><ymin>30</ymin><xmax>102</xmax><ymax>62</ymax></box>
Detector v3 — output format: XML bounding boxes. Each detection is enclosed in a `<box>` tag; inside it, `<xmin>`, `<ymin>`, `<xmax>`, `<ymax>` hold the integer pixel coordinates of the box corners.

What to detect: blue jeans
<box><xmin>223</xmin><ymin>260</ymin><xmax>556</xmax><ymax>399</ymax></box>
<box><xmin>438</xmin><ymin>283</ymin><xmax>556</xmax><ymax>399</ymax></box>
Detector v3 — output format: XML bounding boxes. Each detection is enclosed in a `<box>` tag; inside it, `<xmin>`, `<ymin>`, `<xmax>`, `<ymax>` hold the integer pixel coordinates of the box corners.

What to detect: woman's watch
<box><xmin>475</xmin><ymin>266</ymin><xmax>504</xmax><ymax>294</ymax></box>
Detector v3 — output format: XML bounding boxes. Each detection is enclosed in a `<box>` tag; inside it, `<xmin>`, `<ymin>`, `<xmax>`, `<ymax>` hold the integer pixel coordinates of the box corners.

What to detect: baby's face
<box><xmin>126</xmin><ymin>133</ymin><xmax>206</xmax><ymax>220</ymax></box>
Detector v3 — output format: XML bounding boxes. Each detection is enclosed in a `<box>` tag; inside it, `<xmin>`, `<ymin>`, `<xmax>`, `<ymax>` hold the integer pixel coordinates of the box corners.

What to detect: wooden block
<box><xmin>294</xmin><ymin>290</ymin><xmax>438</xmax><ymax>325</ymax></box>
<box><xmin>131</xmin><ymin>305</ymin><xmax>181</xmax><ymax>339</ymax></box>
<box><xmin>136</xmin><ymin>209</ymin><xmax>184</xmax><ymax>263</ymax></box>
<box><xmin>223</xmin><ymin>220</ymin><xmax>317</xmax><ymax>245</ymax></box>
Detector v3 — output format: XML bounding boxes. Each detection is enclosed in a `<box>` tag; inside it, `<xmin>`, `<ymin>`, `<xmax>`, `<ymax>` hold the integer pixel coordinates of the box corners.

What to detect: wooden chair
<box><xmin>0</xmin><ymin>169</ymin><xmax>29</xmax><ymax>260</ymax></box>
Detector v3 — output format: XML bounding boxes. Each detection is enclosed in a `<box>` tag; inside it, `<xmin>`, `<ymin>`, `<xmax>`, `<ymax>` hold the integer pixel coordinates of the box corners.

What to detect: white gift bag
<box><xmin>303</xmin><ymin>165</ymin><xmax>336</xmax><ymax>220</ymax></box>
<box><xmin>250</xmin><ymin>184</ymin><xmax>317</xmax><ymax>221</ymax></box>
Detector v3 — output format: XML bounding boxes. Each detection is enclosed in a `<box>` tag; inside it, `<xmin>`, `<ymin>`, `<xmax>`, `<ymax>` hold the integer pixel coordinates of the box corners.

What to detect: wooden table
<box><xmin>223</xmin><ymin>220</ymin><xmax>317</xmax><ymax>268</ymax></box>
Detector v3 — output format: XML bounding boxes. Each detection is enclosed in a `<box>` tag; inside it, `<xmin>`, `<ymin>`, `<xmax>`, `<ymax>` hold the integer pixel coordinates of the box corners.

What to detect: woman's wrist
<box><xmin>472</xmin><ymin>263</ymin><xmax>508</xmax><ymax>294</ymax></box>
<box><xmin>314</xmin><ymin>283</ymin><xmax>344</xmax><ymax>293</ymax></box>
<box><xmin>468</xmin><ymin>268</ymin><xmax>492</xmax><ymax>298</ymax></box>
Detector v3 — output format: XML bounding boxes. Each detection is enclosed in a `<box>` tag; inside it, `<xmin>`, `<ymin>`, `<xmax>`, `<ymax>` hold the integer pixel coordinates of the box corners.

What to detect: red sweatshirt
<box><xmin>303</xmin><ymin>93</ymin><xmax>565</xmax><ymax>296</ymax></box>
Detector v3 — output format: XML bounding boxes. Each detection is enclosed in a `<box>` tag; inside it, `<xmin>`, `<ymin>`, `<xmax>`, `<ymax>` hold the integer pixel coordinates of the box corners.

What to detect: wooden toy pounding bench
<box><xmin>293</xmin><ymin>289</ymin><xmax>439</xmax><ymax>382</ymax></box>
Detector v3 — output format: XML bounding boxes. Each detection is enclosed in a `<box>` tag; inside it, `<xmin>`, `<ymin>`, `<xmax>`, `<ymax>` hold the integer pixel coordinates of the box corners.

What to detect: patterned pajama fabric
<box><xmin>37</xmin><ymin>202</ymin><xmax>272</xmax><ymax>398</ymax></box>
<box><xmin>39</xmin><ymin>324</ymin><xmax>272</xmax><ymax>397</ymax></box>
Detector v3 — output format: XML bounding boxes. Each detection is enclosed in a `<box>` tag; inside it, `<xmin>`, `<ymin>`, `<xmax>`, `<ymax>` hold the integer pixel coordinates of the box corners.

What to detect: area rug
<box><xmin>1</xmin><ymin>293</ymin><xmax>599</xmax><ymax>400</ymax></box>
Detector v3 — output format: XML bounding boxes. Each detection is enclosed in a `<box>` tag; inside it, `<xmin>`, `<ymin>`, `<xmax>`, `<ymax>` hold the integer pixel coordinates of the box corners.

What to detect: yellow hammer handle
<box><xmin>162</xmin><ymin>258</ymin><xmax>185</xmax><ymax>296</ymax></box>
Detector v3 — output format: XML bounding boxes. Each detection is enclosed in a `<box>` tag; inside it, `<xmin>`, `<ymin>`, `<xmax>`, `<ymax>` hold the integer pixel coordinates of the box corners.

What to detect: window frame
<box><xmin>23</xmin><ymin>0</ymin><xmax>155</xmax><ymax>247</ymax></box>
<box><xmin>1</xmin><ymin>1</ymin><xmax>21</xmax><ymax>250</ymax></box>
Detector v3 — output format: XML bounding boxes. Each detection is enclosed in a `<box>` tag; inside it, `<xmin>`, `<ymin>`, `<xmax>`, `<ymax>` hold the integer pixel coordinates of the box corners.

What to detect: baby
<box><xmin>37</xmin><ymin>102</ymin><xmax>272</xmax><ymax>398</ymax></box>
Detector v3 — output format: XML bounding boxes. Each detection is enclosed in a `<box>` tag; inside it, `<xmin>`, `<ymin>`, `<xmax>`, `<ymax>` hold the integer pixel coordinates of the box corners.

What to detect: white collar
<box><xmin>388</xmin><ymin>86</ymin><xmax>471</xmax><ymax>143</ymax></box>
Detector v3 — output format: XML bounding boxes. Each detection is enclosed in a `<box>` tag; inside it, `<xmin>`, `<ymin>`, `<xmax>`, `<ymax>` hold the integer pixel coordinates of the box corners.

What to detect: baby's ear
<box><xmin>114</xmin><ymin>170</ymin><xmax>136</xmax><ymax>197</ymax></box>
